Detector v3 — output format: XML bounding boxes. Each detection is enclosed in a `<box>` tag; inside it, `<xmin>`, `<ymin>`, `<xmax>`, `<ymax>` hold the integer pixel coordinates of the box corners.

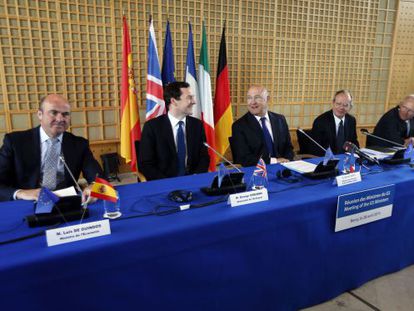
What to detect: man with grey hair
<box><xmin>0</xmin><ymin>94</ymin><xmax>103</xmax><ymax>201</ymax></box>
<box><xmin>311</xmin><ymin>89</ymin><xmax>359</xmax><ymax>156</ymax></box>
<box><xmin>367</xmin><ymin>94</ymin><xmax>414</xmax><ymax>147</ymax></box>
<box><xmin>231</xmin><ymin>85</ymin><xmax>294</xmax><ymax>167</ymax></box>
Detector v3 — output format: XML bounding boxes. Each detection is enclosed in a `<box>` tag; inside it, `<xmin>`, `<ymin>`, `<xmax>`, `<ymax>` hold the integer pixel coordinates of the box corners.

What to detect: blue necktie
<box><xmin>261</xmin><ymin>117</ymin><xmax>275</xmax><ymax>157</ymax></box>
<box><xmin>176</xmin><ymin>121</ymin><xmax>186</xmax><ymax>176</ymax></box>
<box><xmin>336</xmin><ymin>120</ymin><xmax>345</xmax><ymax>153</ymax></box>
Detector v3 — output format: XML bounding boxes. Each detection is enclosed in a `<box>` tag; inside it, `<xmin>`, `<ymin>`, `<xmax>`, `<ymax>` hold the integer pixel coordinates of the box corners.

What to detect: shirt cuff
<box><xmin>270</xmin><ymin>157</ymin><xmax>278</xmax><ymax>164</ymax></box>
<box><xmin>13</xmin><ymin>189</ymin><xmax>21</xmax><ymax>200</ymax></box>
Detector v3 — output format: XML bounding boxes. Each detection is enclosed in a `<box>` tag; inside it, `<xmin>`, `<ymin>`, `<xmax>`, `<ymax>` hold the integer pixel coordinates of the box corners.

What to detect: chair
<box><xmin>134</xmin><ymin>140</ymin><xmax>147</xmax><ymax>182</ymax></box>
<box><xmin>228</xmin><ymin>136</ymin><xmax>238</xmax><ymax>164</ymax></box>
<box><xmin>295</xmin><ymin>129</ymin><xmax>318</xmax><ymax>159</ymax></box>
<box><xmin>100</xmin><ymin>153</ymin><xmax>121</xmax><ymax>182</ymax></box>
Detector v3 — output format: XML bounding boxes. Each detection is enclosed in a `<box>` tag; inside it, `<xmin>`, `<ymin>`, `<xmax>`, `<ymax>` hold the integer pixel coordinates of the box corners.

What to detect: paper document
<box><xmin>360</xmin><ymin>148</ymin><xmax>393</xmax><ymax>160</ymax></box>
<box><xmin>53</xmin><ymin>186</ymin><xmax>77</xmax><ymax>197</ymax></box>
<box><xmin>281</xmin><ymin>160</ymin><xmax>317</xmax><ymax>174</ymax></box>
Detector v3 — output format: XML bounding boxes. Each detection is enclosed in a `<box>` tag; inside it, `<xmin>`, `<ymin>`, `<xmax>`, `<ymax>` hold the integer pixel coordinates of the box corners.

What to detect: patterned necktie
<box><xmin>176</xmin><ymin>121</ymin><xmax>186</xmax><ymax>176</ymax></box>
<box><xmin>336</xmin><ymin>120</ymin><xmax>345</xmax><ymax>153</ymax></box>
<box><xmin>260</xmin><ymin>117</ymin><xmax>275</xmax><ymax>157</ymax></box>
<box><xmin>42</xmin><ymin>138</ymin><xmax>60</xmax><ymax>190</ymax></box>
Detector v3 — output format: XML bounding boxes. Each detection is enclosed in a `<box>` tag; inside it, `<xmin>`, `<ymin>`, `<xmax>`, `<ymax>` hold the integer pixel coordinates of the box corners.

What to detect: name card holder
<box><xmin>336</xmin><ymin>172</ymin><xmax>362</xmax><ymax>187</ymax></box>
<box><xmin>228</xmin><ymin>188</ymin><xmax>268</xmax><ymax>207</ymax></box>
<box><xmin>46</xmin><ymin>219</ymin><xmax>111</xmax><ymax>247</ymax></box>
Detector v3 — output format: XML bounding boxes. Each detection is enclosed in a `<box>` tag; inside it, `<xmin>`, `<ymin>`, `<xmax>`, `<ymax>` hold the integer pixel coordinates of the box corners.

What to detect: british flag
<box><xmin>254</xmin><ymin>158</ymin><xmax>267</xmax><ymax>178</ymax></box>
<box><xmin>146</xmin><ymin>18</ymin><xmax>165</xmax><ymax>120</ymax></box>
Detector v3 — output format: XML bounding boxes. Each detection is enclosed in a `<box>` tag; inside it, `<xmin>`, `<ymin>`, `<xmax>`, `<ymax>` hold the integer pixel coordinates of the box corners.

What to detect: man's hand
<box><xmin>276</xmin><ymin>157</ymin><xmax>290</xmax><ymax>163</ymax></box>
<box><xmin>82</xmin><ymin>184</ymin><xmax>97</xmax><ymax>204</ymax></box>
<box><xmin>404</xmin><ymin>137</ymin><xmax>414</xmax><ymax>146</ymax></box>
<box><xmin>16</xmin><ymin>189</ymin><xmax>41</xmax><ymax>201</ymax></box>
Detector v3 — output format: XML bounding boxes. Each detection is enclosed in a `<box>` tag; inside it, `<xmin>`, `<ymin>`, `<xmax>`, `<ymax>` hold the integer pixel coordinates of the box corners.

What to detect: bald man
<box><xmin>0</xmin><ymin>94</ymin><xmax>103</xmax><ymax>201</ymax></box>
<box><xmin>367</xmin><ymin>95</ymin><xmax>414</xmax><ymax>147</ymax></box>
<box><xmin>231</xmin><ymin>85</ymin><xmax>294</xmax><ymax>167</ymax></box>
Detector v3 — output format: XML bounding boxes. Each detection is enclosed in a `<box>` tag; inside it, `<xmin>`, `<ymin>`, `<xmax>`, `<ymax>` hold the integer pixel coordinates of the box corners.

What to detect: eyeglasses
<box><xmin>400</xmin><ymin>105</ymin><xmax>414</xmax><ymax>114</ymax></box>
<box><xmin>247</xmin><ymin>95</ymin><xmax>266</xmax><ymax>103</ymax></box>
<box><xmin>334</xmin><ymin>102</ymin><xmax>351</xmax><ymax>109</ymax></box>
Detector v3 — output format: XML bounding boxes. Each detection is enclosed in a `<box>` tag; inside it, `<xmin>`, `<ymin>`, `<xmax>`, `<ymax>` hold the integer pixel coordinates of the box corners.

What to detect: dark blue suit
<box><xmin>231</xmin><ymin>111</ymin><xmax>294</xmax><ymax>167</ymax></box>
<box><xmin>0</xmin><ymin>126</ymin><xmax>103</xmax><ymax>201</ymax></box>
<box><xmin>311</xmin><ymin>110</ymin><xmax>359</xmax><ymax>156</ymax></box>
<box><xmin>138</xmin><ymin>115</ymin><xmax>210</xmax><ymax>181</ymax></box>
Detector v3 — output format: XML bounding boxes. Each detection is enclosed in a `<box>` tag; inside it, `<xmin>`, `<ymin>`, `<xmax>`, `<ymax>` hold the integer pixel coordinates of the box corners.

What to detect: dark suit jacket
<box><xmin>311</xmin><ymin>110</ymin><xmax>359</xmax><ymax>156</ymax></box>
<box><xmin>0</xmin><ymin>126</ymin><xmax>103</xmax><ymax>201</ymax></box>
<box><xmin>138</xmin><ymin>115</ymin><xmax>210</xmax><ymax>181</ymax></box>
<box><xmin>231</xmin><ymin>111</ymin><xmax>294</xmax><ymax>167</ymax></box>
<box><xmin>367</xmin><ymin>106</ymin><xmax>414</xmax><ymax>147</ymax></box>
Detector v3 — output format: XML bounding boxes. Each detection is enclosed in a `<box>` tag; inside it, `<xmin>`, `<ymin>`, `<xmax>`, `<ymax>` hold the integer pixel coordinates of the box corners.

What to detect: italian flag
<box><xmin>198</xmin><ymin>22</ymin><xmax>216</xmax><ymax>172</ymax></box>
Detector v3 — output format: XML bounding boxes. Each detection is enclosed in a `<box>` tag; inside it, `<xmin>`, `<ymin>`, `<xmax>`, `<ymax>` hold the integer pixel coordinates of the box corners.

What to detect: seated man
<box><xmin>138</xmin><ymin>81</ymin><xmax>209</xmax><ymax>180</ymax></box>
<box><xmin>367</xmin><ymin>95</ymin><xmax>414</xmax><ymax>147</ymax></box>
<box><xmin>0</xmin><ymin>94</ymin><xmax>103</xmax><ymax>202</ymax></box>
<box><xmin>231</xmin><ymin>85</ymin><xmax>294</xmax><ymax>167</ymax></box>
<box><xmin>311</xmin><ymin>89</ymin><xmax>359</xmax><ymax>156</ymax></box>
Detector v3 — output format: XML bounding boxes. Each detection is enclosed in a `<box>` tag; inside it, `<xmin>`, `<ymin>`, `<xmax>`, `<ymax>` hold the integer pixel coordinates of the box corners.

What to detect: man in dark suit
<box><xmin>367</xmin><ymin>95</ymin><xmax>414</xmax><ymax>147</ymax></box>
<box><xmin>311</xmin><ymin>89</ymin><xmax>359</xmax><ymax>156</ymax></box>
<box><xmin>0</xmin><ymin>94</ymin><xmax>103</xmax><ymax>202</ymax></box>
<box><xmin>138</xmin><ymin>81</ymin><xmax>209</xmax><ymax>181</ymax></box>
<box><xmin>231</xmin><ymin>85</ymin><xmax>294</xmax><ymax>167</ymax></box>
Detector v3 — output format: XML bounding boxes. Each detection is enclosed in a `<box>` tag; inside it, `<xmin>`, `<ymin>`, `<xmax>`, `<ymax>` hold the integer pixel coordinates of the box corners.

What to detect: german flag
<box><xmin>214</xmin><ymin>23</ymin><xmax>233</xmax><ymax>162</ymax></box>
<box><xmin>90</xmin><ymin>177</ymin><xmax>118</xmax><ymax>203</ymax></box>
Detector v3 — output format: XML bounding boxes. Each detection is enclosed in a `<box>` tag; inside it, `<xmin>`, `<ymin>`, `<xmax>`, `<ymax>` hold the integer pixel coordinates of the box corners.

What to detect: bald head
<box><xmin>247</xmin><ymin>85</ymin><xmax>270</xmax><ymax>117</ymax></box>
<box><xmin>398</xmin><ymin>95</ymin><xmax>414</xmax><ymax>121</ymax></box>
<box><xmin>37</xmin><ymin>94</ymin><xmax>71</xmax><ymax>138</ymax></box>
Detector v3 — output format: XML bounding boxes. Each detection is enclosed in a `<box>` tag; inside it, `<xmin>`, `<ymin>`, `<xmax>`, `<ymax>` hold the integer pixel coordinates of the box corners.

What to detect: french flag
<box><xmin>146</xmin><ymin>17</ymin><xmax>165</xmax><ymax>120</ymax></box>
<box><xmin>185</xmin><ymin>22</ymin><xmax>201</xmax><ymax>119</ymax></box>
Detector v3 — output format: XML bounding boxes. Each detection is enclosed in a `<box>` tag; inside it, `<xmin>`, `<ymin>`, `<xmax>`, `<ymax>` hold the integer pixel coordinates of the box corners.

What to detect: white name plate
<box><xmin>336</xmin><ymin>172</ymin><xmax>361</xmax><ymax>187</ymax></box>
<box><xmin>46</xmin><ymin>219</ymin><xmax>111</xmax><ymax>247</ymax></box>
<box><xmin>228</xmin><ymin>188</ymin><xmax>268</xmax><ymax>207</ymax></box>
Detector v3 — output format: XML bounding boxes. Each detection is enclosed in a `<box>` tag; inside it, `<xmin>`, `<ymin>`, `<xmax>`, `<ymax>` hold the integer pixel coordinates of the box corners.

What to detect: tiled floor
<box><xmin>115</xmin><ymin>173</ymin><xmax>414</xmax><ymax>311</ymax></box>
<box><xmin>302</xmin><ymin>264</ymin><xmax>414</xmax><ymax>310</ymax></box>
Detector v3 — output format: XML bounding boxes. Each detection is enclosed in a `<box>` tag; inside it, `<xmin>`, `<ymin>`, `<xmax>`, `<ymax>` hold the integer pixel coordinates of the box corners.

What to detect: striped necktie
<box><xmin>42</xmin><ymin>138</ymin><xmax>60</xmax><ymax>190</ymax></box>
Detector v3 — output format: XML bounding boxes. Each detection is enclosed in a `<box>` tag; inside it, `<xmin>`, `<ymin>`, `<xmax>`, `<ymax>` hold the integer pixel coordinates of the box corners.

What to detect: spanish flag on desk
<box><xmin>90</xmin><ymin>177</ymin><xmax>118</xmax><ymax>203</ymax></box>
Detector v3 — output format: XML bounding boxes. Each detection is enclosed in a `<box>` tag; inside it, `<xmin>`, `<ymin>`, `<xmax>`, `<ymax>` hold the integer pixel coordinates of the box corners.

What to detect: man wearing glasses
<box><xmin>367</xmin><ymin>95</ymin><xmax>414</xmax><ymax>147</ymax></box>
<box><xmin>311</xmin><ymin>89</ymin><xmax>359</xmax><ymax>156</ymax></box>
<box><xmin>231</xmin><ymin>85</ymin><xmax>294</xmax><ymax>167</ymax></box>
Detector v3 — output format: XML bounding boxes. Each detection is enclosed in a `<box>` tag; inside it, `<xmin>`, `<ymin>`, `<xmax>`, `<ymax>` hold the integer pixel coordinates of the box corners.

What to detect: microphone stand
<box><xmin>203</xmin><ymin>142</ymin><xmax>242</xmax><ymax>172</ymax></box>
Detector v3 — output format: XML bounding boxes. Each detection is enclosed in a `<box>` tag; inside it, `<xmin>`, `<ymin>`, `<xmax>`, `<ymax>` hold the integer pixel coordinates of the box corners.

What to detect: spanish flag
<box><xmin>120</xmin><ymin>16</ymin><xmax>141</xmax><ymax>171</ymax></box>
<box><xmin>90</xmin><ymin>178</ymin><xmax>118</xmax><ymax>203</ymax></box>
<box><xmin>214</xmin><ymin>24</ymin><xmax>233</xmax><ymax>162</ymax></box>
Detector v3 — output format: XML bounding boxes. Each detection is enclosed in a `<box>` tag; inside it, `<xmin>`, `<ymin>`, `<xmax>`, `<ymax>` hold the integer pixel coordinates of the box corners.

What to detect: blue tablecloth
<box><xmin>1</xmin><ymin>162</ymin><xmax>414</xmax><ymax>311</ymax></box>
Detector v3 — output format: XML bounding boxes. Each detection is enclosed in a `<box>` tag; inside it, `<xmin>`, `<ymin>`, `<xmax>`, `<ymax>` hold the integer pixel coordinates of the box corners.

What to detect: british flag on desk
<box><xmin>254</xmin><ymin>158</ymin><xmax>267</xmax><ymax>178</ymax></box>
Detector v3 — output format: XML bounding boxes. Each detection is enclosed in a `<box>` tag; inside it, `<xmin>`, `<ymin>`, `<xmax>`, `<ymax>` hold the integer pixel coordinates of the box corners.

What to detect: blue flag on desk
<box><xmin>35</xmin><ymin>187</ymin><xmax>59</xmax><ymax>214</ymax></box>
<box><xmin>217</xmin><ymin>163</ymin><xmax>228</xmax><ymax>188</ymax></box>
<box><xmin>404</xmin><ymin>142</ymin><xmax>414</xmax><ymax>161</ymax></box>
<box><xmin>323</xmin><ymin>147</ymin><xmax>334</xmax><ymax>165</ymax></box>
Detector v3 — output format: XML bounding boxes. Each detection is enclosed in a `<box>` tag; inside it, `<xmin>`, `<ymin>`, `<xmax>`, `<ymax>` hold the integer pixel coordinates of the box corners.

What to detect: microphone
<box><xmin>201</xmin><ymin>142</ymin><xmax>246</xmax><ymax>195</ymax></box>
<box><xmin>297</xmin><ymin>128</ymin><xmax>326</xmax><ymax>153</ymax></box>
<box><xmin>203</xmin><ymin>142</ymin><xmax>242</xmax><ymax>172</ymax></box>
<box><xmin>360</xmin><ymin>129</ymin><xmax>405</xmax><ymax>148</ymax></box>
<box><xmin>59</xmin><ymin>154</ymin><xmax>83</xmax><ymax>193</ymax></box>
<box><xmin>343</xmin><ymin>141</ymin><xmax>380</xmax><ymax>165</ymax></box>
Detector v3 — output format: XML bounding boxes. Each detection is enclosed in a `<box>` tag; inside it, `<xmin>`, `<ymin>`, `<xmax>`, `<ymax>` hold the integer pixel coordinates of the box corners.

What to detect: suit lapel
<box><xmin>31</xmin><ymin>127</ymin><xmax>42</xmax><ymax>186</ymax></box>
<box><xmin>268</xmin><ymin>113</ymin><xmax>279</xmax><ymax>156</ymax></box>
<box><xmin>162</xmin><ymin>115</ymin><xmax>176</xmax><ymax>154</ymax></box>
<box><xmin>61</xmin><ymin>132</ymin><xmax>73</xmax><ymax>184</ymax></box>
<box><xmin>328</xmin><ymin>112</ymin><xmax>337</xmax><ymax>151</ymax></box>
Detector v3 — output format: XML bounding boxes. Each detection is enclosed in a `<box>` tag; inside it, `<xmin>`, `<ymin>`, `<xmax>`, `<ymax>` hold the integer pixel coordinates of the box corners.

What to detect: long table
<box><xmin>1</xmin><ymin>161</ymin><xmax>414</xmax><ymax>310</ymax></box>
